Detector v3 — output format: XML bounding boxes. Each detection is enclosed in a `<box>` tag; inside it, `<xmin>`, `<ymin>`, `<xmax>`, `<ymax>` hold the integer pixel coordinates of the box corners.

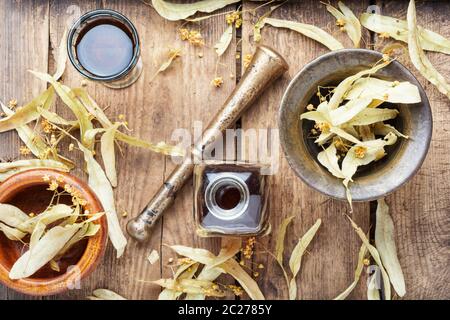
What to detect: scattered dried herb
<box><xmin>325</xmin><ymin>1</ymin><xmax>361</xmax><ymax>47</ymax></box>
<box><xmin>375</xmin><ymin>198</ymin><xmax>406</xmax><ymax>297</ymax></box>
<box><xmin>407</xmin><ymin>0</ymin><xmax>450</xmax><ymax>99</ymax></box>
<box><xmin>151</xmin><ymin>0</ymin><xmax>240</xmax><ymax>21</ymax></box>
<box><xmin>214</xmin><ymin>25</ymin><xmax>233</xmax><ymax>56</ymax></box>
<box><xmin>334</xmin><ymin>244</ymin><xmax>368</xmax><ymax>300</ymax></box>
<box><xmin>360</xmin><ymin>13</ymin><xmax>450</xmax><ymax>55</ymax></box>
<box><xmin>87</xmin><ymin>289</ymin><xmax>127</xmax><ymax>300</ymax></box>
<box><xmin>263</xmin><ymin>17</ymin><xmax>344</xmax><ymax>51</ymax></box>
<box><xmin>288</xmin><ymin>219</ymin><xmax>321</xmax><ymax>300</ymax></box>
<box><xmin>148</xmin><ymin>249</ymin><xmax>160</xmax><ymax>265</ymax></box>
<box><xmin>347</xmin><ymin>215</ymin><xmax>391</xmax><ymax>300</ymax></box>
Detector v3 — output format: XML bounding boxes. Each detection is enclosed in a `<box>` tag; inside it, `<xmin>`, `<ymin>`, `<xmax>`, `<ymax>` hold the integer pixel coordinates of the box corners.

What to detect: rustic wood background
<box><xmin>0</xmin><ymin>0</ymin><xmax>448</xmax><ymax>300</ymax></box>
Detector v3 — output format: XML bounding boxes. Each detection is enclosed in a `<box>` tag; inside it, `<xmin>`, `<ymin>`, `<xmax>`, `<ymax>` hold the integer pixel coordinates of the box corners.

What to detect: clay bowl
<box><xmin>0</xmin><ymin>169</ymin><xmax>108</xmax><ymax>296</ymax></box>
<box><xmin>279</xmin><ymin>49</ymin><xmax>432</xmax><ymax>202</ymax></box>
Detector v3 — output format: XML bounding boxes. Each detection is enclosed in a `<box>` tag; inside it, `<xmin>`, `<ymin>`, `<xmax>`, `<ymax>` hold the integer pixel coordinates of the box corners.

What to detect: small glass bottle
<box><xmin>194</xmin><ymin>162</ymin><xmax>270</xmax><ymax>237</ymax></box>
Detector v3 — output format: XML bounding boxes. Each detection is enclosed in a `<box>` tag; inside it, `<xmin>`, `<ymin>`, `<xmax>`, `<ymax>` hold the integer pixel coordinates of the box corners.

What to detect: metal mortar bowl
<box><xmin>278</xmin><ymin>49</ymin><xmax>432</xmax><ymax>202</ymax></box>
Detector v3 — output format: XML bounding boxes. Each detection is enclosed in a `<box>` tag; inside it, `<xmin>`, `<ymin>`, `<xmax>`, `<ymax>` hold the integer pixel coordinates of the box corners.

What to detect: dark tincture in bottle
<box><xmin>194</xmin><ymin>163</ymin><xmax>269</xmax><ymax>237</ymax></box>
<box><xmin>76</xmin><ymin>21</ymin><xmax>134</xmax><ymax>77</ymax></box>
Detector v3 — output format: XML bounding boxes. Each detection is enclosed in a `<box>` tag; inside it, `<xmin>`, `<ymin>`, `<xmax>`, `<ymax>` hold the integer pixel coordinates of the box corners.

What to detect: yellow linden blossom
<box><xmin>243</xmin><ymin>54</ymin><xmax>253</xmax><ymax>69</ymax></box>
<box><xmin>48</xmin><ymin>180</ymin><xmax>59</xmax><ymax>191</ymax></box>
<box><xmin>211</xmin><ymin>76</ymin><xmax>224</xmax><ymax>88</ymax></box>
<box><xmin>179</xmin><ymin>28</ymin><xmax>204</xmax><ymax>46</ymax></box>
<box><xmin>68</xmin><ymin>143</ymin><xmax>74</xmax><ymax>151</ymax></box>
<box><xmin>43</xmin><ymin>174</ymin><xmax>50</xmax><ymax>182</ymax></box>
<box><xmin>336</xmin><ymin>18</ymin><xmax>346</xmax><ymax>27</ymax></box>
<box><xmin>8</xmin><ymin>99</ymin><xmax>18</xmax><ymax>108</ymax></box>
<box><xmin>363</xmin><ymin>258</ymin><xmax>370</xmax><ymax>266</ymax></box>
<box><xmin>19</xmin><ymin>146</ymin><xmax>31</xmax><ymax>155</ymax></box>
<box><xmin>257</xmin><ymin>263</ymin><xmax>264</xmax><ymax>269</ymax></box>
<box><xmin>29</xmin><ymin>212</ymin><xmax>36</xmax><ymax>217</ymax></box>
<box><xmin>226</xmin><ymin>11</ymin><xmax>242</xmax><ymax>28</ymax></box>
<box><xmin>334</xmin><ymin>139</ymin><xmax>348</xmax><ymax>153</ymax></box>
<box><xmin>41</xmin><ymin>119</ymin><xmax>53</xmax><ymax>134</ymax></box>
<box><xmin>354</xmin><ymin>146</ymin><xmax>367</xmax><ymax>159</ymax></box>
<box><xmin>253</xmin><ymin>271</ymin><xmax>260</xmax><ymax>278</ymax></box>
<box><xmin>242</xmin><ymin>237</ymin><xmax>255</xmax><ymax>259</ymax></box>
<box><xmin>379</xmin><ymin>32</ymin><xmax>390</xmax><ymax>39</ymax></box>
<box><xmin>227</xmin><ymin>284</ymin><xmax>243</xmax><ymax>296</ymax></box>
<box><xmin>315</xmin><ymin>122</ymin><xmax>330</xmax><ymax>133</ymax></box>
<box><xmin>178</xmin><ymin>257</ymin><xmax>194</xmax><ymax>265</ymax></box>
<box><xmin>392</xmin><ymin>80</ymin><xmax>400</xmax><ymax>87</ymax></box>
<box><xmin>179</xmin><ymin>28</ymin><xmax>190</xmax><ymax>41</ymax></box>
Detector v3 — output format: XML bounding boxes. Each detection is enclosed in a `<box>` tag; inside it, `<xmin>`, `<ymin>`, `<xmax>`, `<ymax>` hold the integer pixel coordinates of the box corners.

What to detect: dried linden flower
<box><xmin>48</xmin><ymin>180</ymin><xmax>59</xmax><ymax>191</ymax></box>
<box><xmin>68</xmin><ymin>143</ymin><xmax>74</xmax><ymax>151</ymax></box>
<box><xmin>336</xmin><ymin>18</ymin><xmax>346</xmax><ymax>27</ymax></box>
<box><xmin>211</xmin><ymin>77</ymin><xmax>224</xmax><ymax>88</ymax></box>
<box><xmin>41</xmin><ymin>119</ymin><xmax>53</xmax><ymax>134</ymax></box>
<box><xmin>43</xmin><ymin>174</ymin><xmax>50</xmax><ymax>182</ymax></box>
<box><xmin>306</xmin><ymin>104</ymin><xmax>315</xmax><ymax>111</ymax></box>
<box><xmin>243</xmin><ymin>54</ymin><xmax>253</xmax><ymax>69</ymax></box>
<box><xmin>19</xmin><ymin>146</ymin><xmax>31</xmax><ymax>155</ymax></box>
<box><xmin>379</xmin><ymin>32</ymin><xmax>390</xmax><ymax>39</ymax></box>
<box><xmin>8</xmin><ymin>99</ymin><xmax>18</xmax><ymax>108</ymax></box>
<box><xmin>354</xmin><ymin>146</ymin><xmax>367</xmax><ymax>159</ymax></box>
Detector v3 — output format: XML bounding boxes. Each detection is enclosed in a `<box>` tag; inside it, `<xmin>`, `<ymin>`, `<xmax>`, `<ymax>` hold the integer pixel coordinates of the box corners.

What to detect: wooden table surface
<box><xmin>0</xmin><ymin>0</ymin><xmax>448</xmax><ymax>300</ymax></box>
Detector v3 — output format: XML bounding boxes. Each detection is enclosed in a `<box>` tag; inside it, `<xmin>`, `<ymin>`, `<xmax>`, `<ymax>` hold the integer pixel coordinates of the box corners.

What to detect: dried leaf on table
<box><xmin>100</xmin><ymin>122</ymin><xmax>122</xmax><ymax>188</ymax></box>
<box><xmin>78</xmin><ymin>142</ymin><xmax>127</xmax><ymax>258</ymax></box>
<box><xmin>407</xmin><ymin>0</ymin><xmax>450</xmax><ymax>99</ymax></box>
<box><xmin>29</xmin><ymin>71</ymin><xmax>94</xmax><ymax>148</ymax></box>
<box><xmin>375</xmin><ymin>198</ymin><xmax>406</xmax><ymax>297</ymax></box>
<box><xmin>325</xmin><ymin>1</ymin><xmax>361</xmax><ymax>47</ymax></box>
<box><xmin>158</xmin><ymin>263</ymin><xmax>199</xmax><ymax>300</ymax></box>
<box><xmin>185</xmin><ymin>267</ymin><xmax>223</xmax><ymax>300</ymax></box>
<box><xmin>150</xmin><ymin>48</ymin><xmax>182</xmax><ymax>82</ymax></box>
<box><xmin>288</xmin><ymin>218</ymin><xmax>322</xmax><ymax>300</ymax></box>
<box><xmin>253</xmin><ymin>2</ymin><xmax>286</xmax><ymax>42</ymax></box>
<box><xmin>58</xmin><ymin>222</ymin><xmax>101</xmax><ymax>257</ymax></box>
<box><xmin>0</xmin><ymin>87</ymin><xmax>54</xmax><ymax>133</ymax></box>
<box><xmin>347</xmin><ymin>215</ymin><xmax>391</xmax><ymax>300</ymax></box>
<box><xmin>72</xmin><ymin>88</ymin><xmax>184</xmax><ymax>157</ymax></box>
<box><xmin>151</xmin><ymin>0</ymin><xmax>240</xmax><ymax>21</ymax></box>
<box><xmin>147</xmin><ymin>249</ymin><xmax>160</xmax><ymax>265</ymax></box>
<box><xmin>367</xmin><ymin>268</ymin><xmax>381</xmax><ymax>300</ymax></box>
<box><xmin>53</xmin><ymin>29</ymin><xmax>68</xmax><ymax>81</ymax></box>
<box><xmin>275</xmin><ymin>216</ymin><xmax>295</xmax><ymax>265</ymax></box>
<box><xmin>0</xmin><ymin>159</ymin><xmax>70</xmax><ymax>182</ymax></box>
<box><xmin>334</xmin><ymin>244</ymin><xmax>368</xmax><ymax>300</ymax></box>
<box><xmin>9</xmin><ymin>224</ymin><xmax>81</xmax><ymax>279</ymax></box>
<box><xmin>153</xmin><ymin>278</ymin><xmax>225</xmax><ymax>297</ymax></box>
<box><xmin>37</xmin><ymin>107</ymin><xmax>77</xmax><ymax>127</ymax></box>
<box><xmin>360</xmin><ymin>13</ymin><xmax>450</xmax><ymax>55</ymax></box>
<box><xmin>206</xmin><ymin>237</ymin><xmax>241</xmax><ymax>270</ymax></box>
<box><xmin>214</xmin><ymin>25</ymin><xmax>233</xmax><ymax>56</ymax></box>
<box><xmin>219</xmin><ymin>259</ymin><xmax>265</xmax><ymax>300</ymax></box>
<box><xmin>263</xmin><ymin>17</ymin><xmax>344</xmax><ymax>51</ymax></box>
<box><xmin>88</xmin><ymin>289</ymin><xmax>127</xmax><ymax>300</ymax></box>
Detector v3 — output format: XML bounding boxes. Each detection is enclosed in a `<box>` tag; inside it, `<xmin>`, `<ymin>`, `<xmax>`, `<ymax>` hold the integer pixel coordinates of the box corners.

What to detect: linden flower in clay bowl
<box><xmin>279</xmin><ymin>49</ymin><xmax>432</xmax><ymax>204</ymax></box>
<box><xmin>0</xmin><ymin>169</ymin><xmax>108</xmax><ymax>296</ymax></box>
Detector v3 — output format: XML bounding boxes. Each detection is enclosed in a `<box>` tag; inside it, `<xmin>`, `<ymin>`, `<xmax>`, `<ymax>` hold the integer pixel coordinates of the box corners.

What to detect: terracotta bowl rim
<box><xmin>0</xmin><ymin>168</ymin><xmax>108</xmax><ymax>296</ymax></box>
<box><xmin>278</xmin><ymin>48</ymin><xmax>433</xmax><ymax>202</ymax></box>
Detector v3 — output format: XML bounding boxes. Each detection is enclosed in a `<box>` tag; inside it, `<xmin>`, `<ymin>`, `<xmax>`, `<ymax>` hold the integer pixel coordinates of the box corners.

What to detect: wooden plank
<box><xmin>45</xmin><ymin>0</ymin><xmax>176</xmax><ymax>299</ymax></box>
<box><xmin>240</xmin><ymin>0</ymin><xmax>372</xmax><ymax>300</ymax></box>
<box><xmin>0</xmin><ymin>0</ymin><xmax>49</xmax><ymax>300</ymax></box>
<box><xmin>373</xmin><ymin>0</ymin><xmax>450</xmax><ymax>299</ymax></box>
<box><xmin>158</xmin><ymin>5</ymin><xmax>238</xmax><ymax>299</ymax></box>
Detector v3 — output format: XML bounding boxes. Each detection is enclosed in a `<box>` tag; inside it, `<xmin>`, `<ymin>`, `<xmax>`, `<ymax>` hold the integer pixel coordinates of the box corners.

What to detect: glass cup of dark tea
<box><xmin>67</xmin><ymin>9</ymin><xmax>143</xmax><ymax>89</ymax></box>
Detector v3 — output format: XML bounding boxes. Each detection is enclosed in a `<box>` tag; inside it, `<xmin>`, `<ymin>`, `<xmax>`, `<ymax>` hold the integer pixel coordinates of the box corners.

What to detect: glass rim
<box><xmin>67</xmin><ymin>9</ymin><xmax>141</xmax><ymax>82</ymax></box>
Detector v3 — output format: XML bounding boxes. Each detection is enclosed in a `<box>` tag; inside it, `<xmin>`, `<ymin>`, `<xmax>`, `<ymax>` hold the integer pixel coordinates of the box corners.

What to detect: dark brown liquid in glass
<box><xmin>76</xmin><ymin>20</ymin><xmax>134</xmax><ymax>77</ymax></box>
<box><xmin>215</xmin><ymin>185</ymin><xmax>241</xmax><ymax>210</ymax></box>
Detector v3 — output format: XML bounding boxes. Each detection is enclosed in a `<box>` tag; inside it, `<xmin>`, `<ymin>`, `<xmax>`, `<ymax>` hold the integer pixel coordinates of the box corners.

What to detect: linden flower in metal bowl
<box><xmin>279</xmin><ymin>49</ymin><xmax>432</xmax><ymax>206</ymax></box>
